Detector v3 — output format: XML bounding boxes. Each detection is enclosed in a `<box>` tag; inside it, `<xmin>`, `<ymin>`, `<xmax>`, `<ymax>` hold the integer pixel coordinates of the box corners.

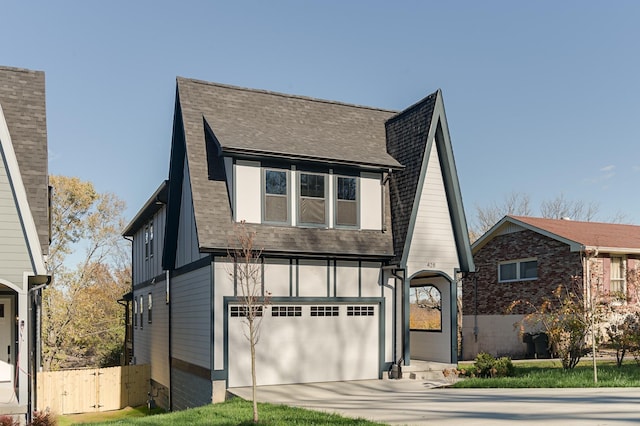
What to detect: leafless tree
<box><xmin>539</xmin><ymin>193</ymin><xmax>599</xmax><ymax>221</ymax></box>
<box><xmin>470</xmin><ymin>192</ymin><xmax>532</xmax><ymax>241</ymax></box>
<box><xmin>227</xmin><ymin>221</ymin><xmax>269</xmax><ymax>423</ymax></box>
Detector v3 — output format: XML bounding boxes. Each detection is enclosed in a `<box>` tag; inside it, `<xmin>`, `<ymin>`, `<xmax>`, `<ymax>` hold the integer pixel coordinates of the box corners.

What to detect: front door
<box><xmin>0</xmin><ymin>297</ymin><xmax>14</xmax><ymax>383</ymax></box>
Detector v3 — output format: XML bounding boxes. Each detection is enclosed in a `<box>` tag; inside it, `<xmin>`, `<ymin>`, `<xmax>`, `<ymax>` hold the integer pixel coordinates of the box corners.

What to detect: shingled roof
<box><xmin>164</xmin><ymin>78</ymin><xmax>402</xmax><ymax>261</ymax></box>
<box><xmin>509</xmin><ymin>215</ymin><xmax>640</xmax><ymax>252</ymax></box>
<box><xmin>0</xmin><ymin>66</ymin><xmax>49</xmax><ymax>255</ymax></box>
<box><xmin>177</xmin><ymin>78</ymin><xmax>402</xmax><ymax>169</ymax></box>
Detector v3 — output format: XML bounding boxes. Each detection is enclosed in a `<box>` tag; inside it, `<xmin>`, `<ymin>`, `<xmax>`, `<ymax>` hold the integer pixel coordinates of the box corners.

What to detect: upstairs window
<box><xmin>144</xmin><ymin>224</ymin><xmax>149</xmax><ymax>259</ymax></box>
<box><xmin>263</xmin><ymin>169</ymin><xmax>288</xmax><ymax>223</ymax></box>
<box><xmin>499</xmin><ymin>259</ymin><xmax>538</xmax><ymax>282</ymax></box>
<box><xmin>335</xmin><ymin>176</ymin><xmax>358</xmax><ymax>227</ymax></box>
<box><xmin>149</xmin><ymin>222</ymin><xmax>154</xmax><ymax>257</ymax></box>
<box><xmin>298</xmin><ymin>173</ymin><xmax>326</xmax><ymax>226</ymax></box>
<box><xmin>610</xmin><ymin>256</ymin><xmax>626</xmax><ymax>296</ymax></box>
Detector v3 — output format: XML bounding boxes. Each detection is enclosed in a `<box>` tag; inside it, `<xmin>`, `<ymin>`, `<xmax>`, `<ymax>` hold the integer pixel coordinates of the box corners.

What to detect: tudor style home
<box><xmin>0</xmin><ymin>66</ymin><xmax>51</xmax><ymax>421</ymax></box>
<box><xmin>462</xmin><ymin>215</ymin><xmax>640</xmax><ymax>360</ymax></box>
<box><xmin>124</xmin><ymin>77</ymin><xmax>474</xmax><ymax>410</ymax></box>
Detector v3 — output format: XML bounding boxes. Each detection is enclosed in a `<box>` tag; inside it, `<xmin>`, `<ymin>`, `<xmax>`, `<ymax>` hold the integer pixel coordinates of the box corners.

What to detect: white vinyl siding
<box><xmin>0</xmin><ymin>158</ymin><xmax>33</xmax><ymax>287</ymax></box>
<box><xmin>405</xmin><ymin>139</ymin><xmax>459</xmax><ymax>278</ymax></box>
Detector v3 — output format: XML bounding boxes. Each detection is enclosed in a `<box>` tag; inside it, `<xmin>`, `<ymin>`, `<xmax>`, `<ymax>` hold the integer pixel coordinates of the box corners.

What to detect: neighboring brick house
<box><xmin>462</xmin><ymin>215</ymin><xmax>640</xmax><ymax>360</ymax></box>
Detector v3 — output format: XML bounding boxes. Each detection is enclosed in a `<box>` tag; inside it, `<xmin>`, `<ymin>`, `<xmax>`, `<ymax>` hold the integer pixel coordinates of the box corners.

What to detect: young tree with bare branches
<box><xmin>227</xmin><ymin>221</ymin><xmax>270</xmax><ymax>423</ymax></box>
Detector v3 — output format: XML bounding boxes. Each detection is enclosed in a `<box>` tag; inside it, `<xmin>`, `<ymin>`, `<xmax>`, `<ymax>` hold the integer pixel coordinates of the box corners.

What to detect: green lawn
<box><xmin>454</xmin><ymin>359</ymin><xmax>640</xmax><ymax>388</ymax></box>
<box><xmin>65</xmin><ymin>398</ymin><xmax>383</xmax><ymax>425</ymax></box>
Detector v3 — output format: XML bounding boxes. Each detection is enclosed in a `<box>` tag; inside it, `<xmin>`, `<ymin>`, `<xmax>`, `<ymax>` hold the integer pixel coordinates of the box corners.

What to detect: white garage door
<box><xmin>227</xmin><ymin>303</ymin><xmax>379</xmax><ymax>388</ymax></box>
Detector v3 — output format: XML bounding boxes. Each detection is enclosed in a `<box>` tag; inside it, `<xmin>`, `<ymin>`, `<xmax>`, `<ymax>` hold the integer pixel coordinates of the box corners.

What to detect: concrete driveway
<box><xmin>229</xmin><ymin>379</ymin><xmax>640</xmax><ymax>425</ymax></box>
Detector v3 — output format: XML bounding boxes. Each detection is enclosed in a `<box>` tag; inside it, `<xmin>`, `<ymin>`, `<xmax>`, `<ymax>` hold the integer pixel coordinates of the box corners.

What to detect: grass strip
<box><xmin>454</xmin><ymin>359</ymin><xmax>640</xmax><ymax>388</ymax></box>
<box><xmin>70</xmin><ymin>398</ymin><xmax>383</xmax><ymax>425</ymax></box>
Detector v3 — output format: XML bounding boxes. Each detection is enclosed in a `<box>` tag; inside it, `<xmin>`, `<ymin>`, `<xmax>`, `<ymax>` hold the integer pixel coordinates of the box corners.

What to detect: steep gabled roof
<box><xmin>474</xmin><ymin>215</ymin><xmax>640</xmax><ymax>254</ymax></box>
<box><xmin>162</xmin><ymin>78</ymin><xmax>398</xmax><ymax>265</ymax></box>
<box><xmin>0</xmin><ymin>66</ymin><xmax>49</xmax><ymax>255</ymax></box>
<box><xmin>385</xmin><ymin>90</ymin><xmax>474</xmax><ymax>272</ymax></box>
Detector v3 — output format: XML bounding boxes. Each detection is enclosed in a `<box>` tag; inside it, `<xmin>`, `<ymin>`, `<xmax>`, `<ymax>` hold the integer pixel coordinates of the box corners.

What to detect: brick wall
<box><xmin>463</xmin><ymin>229</ymin><xmax>583</xmax><ymax>316</ymax></box>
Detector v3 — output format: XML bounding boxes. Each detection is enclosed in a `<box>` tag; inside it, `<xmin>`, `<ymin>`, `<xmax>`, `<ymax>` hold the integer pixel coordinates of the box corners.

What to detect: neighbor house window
<box><xmin>610</xmin><ymin>256</ymin><xmax>626</xmax><ymax>295</ymax></box>
<box><xmin>263</xmin><ymin>169</ymin><xmax>288</xmax><ymax>223</ymax></box>
<box><xmin>335</xmin><ymin>176</ymin><xmax>358</xmax><ymax>227</ymax></box>
<box><xmin>148</xmin><ymin>293</ymin><xmax>153</xmax><ymax>324</ymax></box>
<box><xmin>298</xmin><ymin>172</ymin><xmax>326</xmax><ymax>225</ymax></box>
<box><xmin>409</xmin><ymin>285</ymin><xmax>441</xmax><ymax>331</ymax></box>
<box><xmin>498</xmin><ymin>259</ymin><xmax>538</xmax><ymax>282</ymax></box>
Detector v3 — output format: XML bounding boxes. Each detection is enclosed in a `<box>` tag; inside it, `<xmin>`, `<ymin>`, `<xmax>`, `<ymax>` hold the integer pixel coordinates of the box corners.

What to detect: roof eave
<box><xmin>122</xmin><ymin>180</ymin><xmax>169</xmax><ymax>236</ymax></box>
<box><xmin>222</xmin><ymin>147</ymin><xmax>404</xmax><ymax>171</ymax></box>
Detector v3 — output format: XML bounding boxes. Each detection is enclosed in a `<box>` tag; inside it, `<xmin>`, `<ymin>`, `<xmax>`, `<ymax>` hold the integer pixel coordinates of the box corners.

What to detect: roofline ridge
<box><xmin>386</xmin><ymin>89</ymin><xmax>440</xmax><ymax>124</ymax></box>
<box><xmin>0</xmin><ymin>65</ymin><xmax>44</xmax><ymax>75</ymax></box>
<box><xmin>176</xmin><ymin>76</ymin><xmax>398</xmax><ymax>114</ymax></box>
<box><xmin>509</xmin><ymin>215</ymin><xmax>640</xmax><ymax>228</ymax></box>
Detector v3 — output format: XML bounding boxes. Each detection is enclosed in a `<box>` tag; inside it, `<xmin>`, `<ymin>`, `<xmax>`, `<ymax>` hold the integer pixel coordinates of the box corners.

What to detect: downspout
<box><xmin>124</xmin><ymin>235</ymin><xmax>134</xmax><ymax>362</ymax></box>
<box><xmin>28</xmin><ymin>276</ymin><xmax>51</xmax><ymax>421</ymax></box>
<box><xmin>166</xmin><ymin>269</ymin><xmax>172</xmax><ymax>411</ymax></box>
<box><xmin>381</xmin><ymin>169</ymin><xmax>392</xmax><ymax>233</ymax></box>
<box><xmin>383</xmin><ymin>265</ymin><xmax>405</xmax><ymax>369</ymax></box>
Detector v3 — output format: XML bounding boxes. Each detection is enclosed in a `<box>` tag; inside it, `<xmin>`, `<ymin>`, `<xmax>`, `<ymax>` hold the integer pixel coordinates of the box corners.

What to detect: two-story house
<box><xmin>462</xmin><ymin>215</ymin><xmax>640</xmax><ymax>360</ymax></box>
<box><xmin>0</xmin><ymin>66</ymin><xmax>50</xmax><ymax>421</ymax></box>
<box><xmin>123</xmin><ymin>78</ymin><xmax>474</xmax><ymax>410</ymax></box>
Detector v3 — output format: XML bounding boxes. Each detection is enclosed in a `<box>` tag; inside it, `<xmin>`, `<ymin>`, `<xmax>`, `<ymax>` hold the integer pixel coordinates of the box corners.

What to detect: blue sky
<box><xmin>3</xmin><ymin>1</ymin><xmax>640</xmax><ymax>227</ymax></box>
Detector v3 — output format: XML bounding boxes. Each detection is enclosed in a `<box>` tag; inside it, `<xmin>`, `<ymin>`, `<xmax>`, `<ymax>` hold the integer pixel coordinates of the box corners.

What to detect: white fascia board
<box><xmin>0</xmin><ymin>103</ymin><xmax>47</xmax><ymax>276</ymax></box>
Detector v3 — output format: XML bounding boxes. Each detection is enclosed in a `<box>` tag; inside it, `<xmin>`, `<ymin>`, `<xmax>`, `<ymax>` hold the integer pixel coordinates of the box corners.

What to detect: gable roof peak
<box><xmin>176</xmin><ymin>76</ymin><xmax>398</xmax><ymax>114</ymax></box>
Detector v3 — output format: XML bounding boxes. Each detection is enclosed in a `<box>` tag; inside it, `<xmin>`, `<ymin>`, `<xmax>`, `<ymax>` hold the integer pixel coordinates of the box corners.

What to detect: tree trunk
<box><xmin>250</xmin><ymin>318</ymin><xmax>258</xmax><ymax>423</ymax></box>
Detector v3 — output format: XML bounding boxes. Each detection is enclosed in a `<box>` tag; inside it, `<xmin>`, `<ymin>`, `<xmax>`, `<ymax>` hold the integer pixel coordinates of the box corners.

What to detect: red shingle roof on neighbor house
<box><xmin>508</xmin><ymin>215</ymin><xmax>640</xmax><ymax>251</ymax></box>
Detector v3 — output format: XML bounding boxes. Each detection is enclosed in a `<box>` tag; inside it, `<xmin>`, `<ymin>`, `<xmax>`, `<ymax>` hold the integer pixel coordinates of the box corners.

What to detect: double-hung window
<box><xmin>298</xmin><ymin>172</ymin><xmax>327</xmax><ymax>226</ymax></box>
<box><xmin>263</xmin><ymin>169</ymin><xmax>289</xmax><ymax>223</ymax></box>
<box><xmin>149</xmin><ymin>222</ymin><xmax>154</xmax><ymax>257</ymax></box>
<box><xmin>610</xmin><ymin>256</ymin><xmax>626</xmax><ymax>295</ymax></box>
<box><xmin>498</xmin><ymin>258</ymin><xmax>538</xmax><ymax>282</ymax></box>
<box><xmin>335</xmin><ymin>176</ymin><xmax>358</xmax><ymax>227</ymax></box>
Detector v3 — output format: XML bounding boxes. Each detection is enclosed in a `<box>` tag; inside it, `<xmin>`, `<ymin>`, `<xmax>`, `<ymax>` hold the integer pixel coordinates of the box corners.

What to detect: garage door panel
<box><xmin>228</xmin><ymin>303</ymin><xmax>379</xmax><ymax>387</ymax></box>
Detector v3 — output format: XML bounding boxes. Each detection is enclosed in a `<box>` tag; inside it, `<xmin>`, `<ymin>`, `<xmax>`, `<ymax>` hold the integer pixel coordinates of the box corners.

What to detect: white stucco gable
<box><xmin>0</xmin><ymin>103</ymin><xmax>47</xmax><ymax>285</ymax></box>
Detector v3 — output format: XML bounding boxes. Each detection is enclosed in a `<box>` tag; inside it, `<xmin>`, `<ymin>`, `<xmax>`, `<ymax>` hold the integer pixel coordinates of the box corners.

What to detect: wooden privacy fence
<box><xmin>36</xmin><ymin>364</ymin><xmax>150</xmax><ymax>415</ymax></box>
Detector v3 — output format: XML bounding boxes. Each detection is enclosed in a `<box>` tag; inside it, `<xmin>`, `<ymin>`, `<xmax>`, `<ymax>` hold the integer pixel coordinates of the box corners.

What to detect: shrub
<box><xmin>0</xmin><ymin>415</ymin><xmax>19</xmax><ymax>426</ymax></box>
<box><xmin>29</xmin><ymin>410</ymin><xmax>56</xmax><ymax>426</ymax></box>
<box><xmin>494</xmin><ymin>357</ymin><xmax>515</xmax><ymax>377</ymax></box>
<box><xmin>473</xmin><ymin>352</ymin><xmax>514</xmax><ymax>378</ymax></box>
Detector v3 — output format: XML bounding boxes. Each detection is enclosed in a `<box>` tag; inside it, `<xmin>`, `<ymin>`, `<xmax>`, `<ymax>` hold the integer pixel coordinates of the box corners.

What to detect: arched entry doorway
<box><xmin>407</xmin><ymin>271</ymin><xmax>456</xmax><ymax>364</ymax></box>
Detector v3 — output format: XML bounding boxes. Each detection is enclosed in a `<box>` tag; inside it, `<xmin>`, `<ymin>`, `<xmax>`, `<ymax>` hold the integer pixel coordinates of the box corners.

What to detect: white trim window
<box><xmin>263</xmin><ymin>169</ymin><xmax>289</xmax><ymax>224</ymax></box>
<box><xmin>610</xmin><ymin>256</ymin><xmax>626</xmax><ymax>295</ymax></box>
<box><xmin>335</xmin><ymin>175</ymin><xmax>358</xmax><ymax>227</ymax></box>
<box><xmin>149</xmin><ymin>221</ymin><xmax>154</xmax><ymax>257</ymax></box>
<box><xmin>298</xmin><ymin>172</ymin><xmax>327</xmax><ymax>226</ymax></box>
<box><xmin>144</xmin><ymin>224</ymin><xmax>149</xmax><ymax>260</ymax></box>
<box><xmin>498</xmin><ymin>258</ymin><xmax>538</xmax><ymax>282</ymax></box>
